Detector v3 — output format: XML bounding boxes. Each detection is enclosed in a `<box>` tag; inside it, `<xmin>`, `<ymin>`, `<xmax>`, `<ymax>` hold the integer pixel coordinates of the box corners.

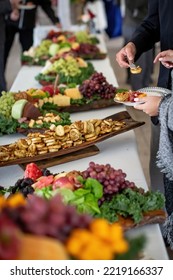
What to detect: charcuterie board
<box><xmin>0</xmin><ymin>111</ymin><xmax>145</xmax><ymax>167</ymax></box>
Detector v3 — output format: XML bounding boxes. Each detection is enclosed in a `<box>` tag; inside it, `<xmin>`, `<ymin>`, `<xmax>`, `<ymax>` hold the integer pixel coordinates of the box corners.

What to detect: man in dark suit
<box><xmin>116</xmin><ymin>0</ymin><xmax>173</xmax><ymax>193</ymax></box>
<box><xmin>0</xmin><ymin>0</ymin><xmax>19</xmax><ymax>94</ymax></box>
<box><xmin>122</xmin><ymin>0</ymin><xmax>153</xmax><ymax>90</ymax></box>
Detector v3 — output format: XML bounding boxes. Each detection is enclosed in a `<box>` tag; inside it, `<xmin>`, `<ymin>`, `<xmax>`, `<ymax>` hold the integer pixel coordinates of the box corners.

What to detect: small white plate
<box><xmin>114</xmin><ymin>87</ymin><xmax>171</xmax><ymax>107</ymax></box>
<box><xmin>18</xmin><ymin>4</ymin><xmax>36</xmax><ymax>10</ymax></box>
<box><xmin>114</xmin><ymin>98</ymin><xmax>144</xmax><ymax>106</ymax></box>
<box><xmin>138</xmin><ymin>86</ymin><xmax>171</xmax><ymax>96</ymax></box>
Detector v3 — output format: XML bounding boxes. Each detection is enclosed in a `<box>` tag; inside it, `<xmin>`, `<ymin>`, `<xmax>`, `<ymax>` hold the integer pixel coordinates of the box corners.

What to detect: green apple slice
<box><xmin>11</xmin><ymin>99</ymin><xmax>28</xmax><ymax>119</ymax></box>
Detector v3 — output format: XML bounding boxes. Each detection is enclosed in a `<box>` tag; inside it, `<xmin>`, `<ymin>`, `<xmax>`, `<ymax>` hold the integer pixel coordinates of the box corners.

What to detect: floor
<box><xmin>5</xmin><ymin>30</ymin><xmax>173</xmax><ymax>260</ymax></box>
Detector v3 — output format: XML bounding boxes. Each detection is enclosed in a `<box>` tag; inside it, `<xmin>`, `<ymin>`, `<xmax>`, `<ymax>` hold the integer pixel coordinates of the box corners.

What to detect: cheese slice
<box><xmin>53</xmin><ymin>94</ymin><xmax>71</xmax><ymax>106</ymax></box>
<box><xmin>64</xmin><ymin>88</ymin><xmax>82</xmax><ymax>99</ymax></box>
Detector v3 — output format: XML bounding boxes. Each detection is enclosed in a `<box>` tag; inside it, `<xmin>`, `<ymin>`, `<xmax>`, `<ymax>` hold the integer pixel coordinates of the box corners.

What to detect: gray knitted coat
<box><xmin>158</xmin><ymin>94</ymin><xmax>173</xmax><ymax>248</ymax></box>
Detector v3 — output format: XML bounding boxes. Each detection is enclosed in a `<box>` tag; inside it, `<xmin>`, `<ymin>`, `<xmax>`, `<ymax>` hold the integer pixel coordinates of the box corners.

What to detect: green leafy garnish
<box><xmin>96</xmin><ymin>188</ymin><xmax>165</xmax><ymax>224</ymax></box>
<box><xmin>0</xmin><ymin>115</ymin><xmax>18</xmax><ymax>135</ymax></box>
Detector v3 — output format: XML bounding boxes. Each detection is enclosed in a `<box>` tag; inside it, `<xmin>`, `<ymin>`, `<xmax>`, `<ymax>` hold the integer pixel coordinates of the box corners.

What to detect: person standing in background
<box><xmin>116</xmin><ymin>0</ymin><xmax>173</xmax><ymax>196</ymax></box>
<box><xmin>4</xmin><ymin>0</ymin><xmax>61</xmax><ymax>68</ymax></box>
<box><xmin>103</xmin><ymin>0</ymin><xmax>122</xmax><ymax>39</ymax></box>
<box><xmin>54</xmin><ymin>0</ymin><xmax>71</xmax><ymax>30</ymax></box>
<box><xmin>122</xmin><ymin>0</ymin><xmax>153</xmax><ymax>90</ymax></box>
<box><xmin>0</xmin><ymin>0</ymin><xmax>20</xmax><ymax>94</ymax></box>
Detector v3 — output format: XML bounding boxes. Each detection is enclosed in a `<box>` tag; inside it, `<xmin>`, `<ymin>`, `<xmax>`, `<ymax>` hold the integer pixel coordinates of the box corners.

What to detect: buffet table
<box><xmin>0</xmin><ymin>34</ymin><xmax>169</xmax><ymax>260</ymax></box>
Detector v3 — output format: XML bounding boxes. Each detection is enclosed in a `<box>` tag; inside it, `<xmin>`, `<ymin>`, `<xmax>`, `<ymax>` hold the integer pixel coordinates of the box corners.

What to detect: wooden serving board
<box><xmin>56</xmin><ymin>98</ymin><xmax>121</xmax><ymax>113</ymax></box>
<box><xmin>118</xmin><ymin>209</ymin><xmax>167</xmax><ymax>230</ymax></box>
<box><xmin>0</xmin><ymin>111</ymin><xmax>145</xmax><ymax>168</ymax></box>
<box><xmin>19</xmin><ymin>145</ymin><xmax>99</xmax><ymax>170</ymax></box>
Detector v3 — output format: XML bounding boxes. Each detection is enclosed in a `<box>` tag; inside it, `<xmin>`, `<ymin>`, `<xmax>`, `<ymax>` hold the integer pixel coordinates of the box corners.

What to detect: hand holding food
<box><xmin>116</xmin><ymin>42</ymin><xmax>137</xmax><ymax>68</ymax></box>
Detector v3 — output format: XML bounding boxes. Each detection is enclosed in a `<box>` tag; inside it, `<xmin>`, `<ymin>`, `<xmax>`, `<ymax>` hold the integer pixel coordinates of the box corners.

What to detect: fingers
<box><xmin>133</xmin><ymin>98</ymin><xmax>146</xmax><ymax>111</ymax></box>
<box><xmin>125</xmin><ymin>42</ymin><xmax>136</xmax><ymax>61</ymax></box>
<box><xmin>134</xmin><ymin>104</ymin><xmax>145</xmax><ymax>110</ymax></box>
<box><xmin>116</xmin><ymin>42</ymin><xmax>136</xmax><ymax>68</ymax></box>
<box><xmin>116</xmin><ymin>48</ymin><xmax>129</xmax><ymax>68</ymax></box>
<box><xmin>154</xmin><ymin>50</ymin><xmax>173</xmax><ymax>63</ymax></box>
<box><xmin>161</xmin><ymin>61</ymin><xmax>173</xmax><ymax>68</ymax></box>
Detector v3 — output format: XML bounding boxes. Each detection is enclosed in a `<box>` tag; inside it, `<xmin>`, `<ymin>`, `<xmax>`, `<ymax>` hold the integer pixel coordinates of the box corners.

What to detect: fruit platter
<box><xmin>0</xmin><ymin>191</ymin><xmax>147</xmax><ymax>260</ymax></box>
<box><xmin>0</xmin><ymin>90</ymin><xmax>72</xmax><ymax>136</ymax></box>
<box><xmin>35</xmin><ymin>54</ymin><xmax>95</xmax><ymax>85</ymax></box>
<box><xmin>21</xmin><ymin>30</ymin><xmax>106</xmax><ymax>66</ymax></box>
<box><xmin>0</xmin><ymin>161</ymin><xmax>166</xmax><ymax>231</ymax></box>
<box><xmin>0</xmin><ymin>72</ymin><xmax>125</xmax><ymax>135</ymax></box>
<box><xmin>34</xmin><ymin>72</ymin><xmax>121</xmax><ymax>112</ymax></box>
<box><xmin>0</xmin><ymin>110</ymin><xmax>145</xmax><ymax>167</ymax></box>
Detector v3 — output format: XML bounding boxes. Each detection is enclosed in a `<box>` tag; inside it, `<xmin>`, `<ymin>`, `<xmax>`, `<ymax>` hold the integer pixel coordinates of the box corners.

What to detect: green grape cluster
<box><xmin>0</xmin><ymin>91</ymin><xmax>15</xmax><ymax>118</ymax></box>
<box><xmin>75</xmin><ymin>31</ymin><xmax>91</xmax><ymax>44</ymax></box>
<box><xmin>35</xmin><ymin>39</ymin><xmax>52</xmax><ymax>58</ymax></box>
<box><xmin>45</xmin><ymin>57</ymin><xmax>81</xmax><ymax>76</ymax></box>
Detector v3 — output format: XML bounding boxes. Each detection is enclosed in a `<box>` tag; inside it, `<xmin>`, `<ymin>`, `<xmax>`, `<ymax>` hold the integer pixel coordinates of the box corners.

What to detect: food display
<box><xmin>35</xmin><ymin>54</ymin><xmax>95</xmax><ymax>85</ymax></box>
<box><xmin>0</xmin><ymin>72</ymin><xmax>123</xmax><ymax>136</ymax></box>
<box><xmin>0</xmin><ymin>90</ymin><xmax>72</xmax><ymax>136</ymax></box>
<box><xmin>0</xmin><ymin>111</ymin><xmax>144</xmax><ymax>166</ymax></box>
<box><xmin>21</xmin><ymin>30</ymin><xmax>106</xmax><ymax>66</ymax></box>
<box><xmin>35</xmin><ymin>72</ymin><xmax>119</xmax><ymax>112</ymax></box>
<box><xmin>114</xmin><ymin>90</ymin><xmax>147</xmax><ymax>103</ymax></box>
<box><xmin>0</xmin><ymin>27</ymin><xmax>168</xmax><ymax>261</ymax></box>
<box><xmin>46</xmin><ymin>30</ymin><xmax>100</xmax><ymax>45</ymax></box>
<box><xmin>1</xmin><ymin>161</ymin><xmax>166</xmax><ymax>230</ymax></box>
<box><xmin>0</xmin><ymin>192</ymin><xmax>146</xmax><ymax>260</ymax></box>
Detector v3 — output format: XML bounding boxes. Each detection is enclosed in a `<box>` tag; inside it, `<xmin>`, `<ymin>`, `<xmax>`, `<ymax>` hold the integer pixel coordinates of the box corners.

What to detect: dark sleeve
<box><xmin>0</xmin><ymin>0</ymin><xmax>12</xmax><ymax>15</ymax></box>
<box><xmin>38</xmin><ymin>0</ymin><xmax>60</xmax><ymax>24</ymax></box>
<box><xmin>130</xmin><ymin>0</ymin><xmax>160</xmax><ymax>60</ymax></box>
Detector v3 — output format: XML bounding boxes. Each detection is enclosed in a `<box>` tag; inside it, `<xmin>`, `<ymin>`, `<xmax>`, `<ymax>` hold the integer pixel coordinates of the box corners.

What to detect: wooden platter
<box><xmin>119</xmin><ymin>209</ymin><xmax>167</xmax><ymax>231</ymax></box>
<box><xmin>54</xmin><ymin>98</ymin><xmax>121</xmax><ymax>113</ymax></box>
<box><xmin>0</xmin><ymin>111</ymin><xmax>145</xmax><ymax>167</ymax></box>
<box><xmin>19</xmin><ymin>145</ymin><xmax>99</xmax><ymax>169</ymax></box>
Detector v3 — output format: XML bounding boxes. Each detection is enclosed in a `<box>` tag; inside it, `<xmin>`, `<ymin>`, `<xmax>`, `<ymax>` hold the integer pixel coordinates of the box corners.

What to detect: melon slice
<box><xmin>18</xmin><ymin>234</ymin><xmax>68</xmax><ymax>260</ymax></box>
<box><xmin>11</xmin><ymin>99</ymin><xmax>28</xmax><ymax>119</ymax></box>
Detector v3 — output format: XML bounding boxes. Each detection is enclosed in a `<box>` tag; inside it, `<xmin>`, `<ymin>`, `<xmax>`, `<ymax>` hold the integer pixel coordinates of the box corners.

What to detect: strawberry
<box><xmin>24</xmin><ymin>163</ymin><xmax>43</xmax><ymax>181</ymax></box>
<box><xmin>41</xmin><ymin>85</ymin><xmax>59</xmax><ymax>96</ymax></box>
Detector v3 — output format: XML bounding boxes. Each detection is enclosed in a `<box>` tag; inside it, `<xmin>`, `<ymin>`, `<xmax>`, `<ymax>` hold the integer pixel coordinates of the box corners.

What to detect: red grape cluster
<box><xmin>0</xmin><ymin>214</ymin><xmax>20</xmax><ymax>260</ymax></box>
<box><xmin>79</xmin><ymin>72</ymin><xmax>116</xmax><ymax>99</ymax></box>
<box><xmin>82</xmin><ymin>162</ymin><xmax>135</xmax><ymax>202</ymax></box>
<box><xmin>3</xmin><ymin>194</ymin><xmax>92</xmax><ymax>243</ymax></box>
<box><xmin>77</xmin><ymin>43</ymin><xmax>100</xmax><ymax>55</ymax></box>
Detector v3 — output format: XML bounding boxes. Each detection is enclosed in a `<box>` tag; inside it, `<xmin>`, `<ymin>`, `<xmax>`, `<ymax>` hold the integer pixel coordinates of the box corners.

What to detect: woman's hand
<box><xmin>116</xmin><ymin>42</ymin><xmax>137</xmax><ymax>68</ymax></box>
<box><xmin>154</xmin><ymin>49</ymin><xmax>173</xmax><ymax>68</ymax></box>
<box><xmin>134</xmin><ymin>96</ymin><xmax>162</xmax><ymax>116</ymax></box>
